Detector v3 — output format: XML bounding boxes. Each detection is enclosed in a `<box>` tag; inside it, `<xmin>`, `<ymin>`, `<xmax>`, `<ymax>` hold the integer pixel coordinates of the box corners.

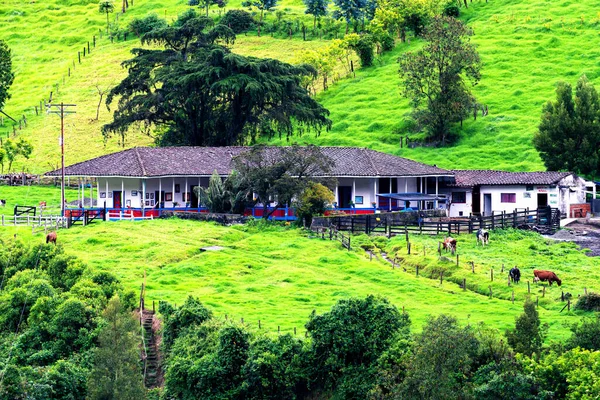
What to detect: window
<box><xmin>501</xmin><ymin>193</ymin><xmax>516</xmax><ymax>203</ymax></box>
<box><xmin>452</xmin><ymin>192</ymin><xmax>467</xmax><ymax>203</ymax></box>
<box><xmin>526</xmin><ymin>185</ymin><xmax>534</xmax><ymax>191</ymax></box>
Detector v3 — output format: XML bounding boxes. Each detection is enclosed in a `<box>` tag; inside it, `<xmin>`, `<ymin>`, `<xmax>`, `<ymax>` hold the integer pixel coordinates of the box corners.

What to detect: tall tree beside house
<box><xmin>0</xmin><ymin>39</ymin><xmax>14</xmax><ymax>113</ymax></box>
<box><xmin>232</xmin><ymin>145</ymin><xmax>334</xmax><ymax>219</ymax></box>
<box><xmin>103</xmin><ymin>10</ymin><xmax>330</xmax><ymax>147</ymax></box>
<box><xmin>242</xmin><ymin>0</ymin><xmax>278</xmax><ymax>36</ymax></box>
<box><xmin>98</xmin><ymin>0</ymin><xmax>115</xmax><ymax>36</ymax></box>
<box><xmin>398</xmin><ymin>16</ymin><xmax>481</xmax><ymax>144</ymax></box>
<box><xmin>303</xmin><ymin>0</ymin><xmax>329</xmax><ymax>29</ymax></box>
<box><xmin>534</xmin><ymin>75</ymin><xmax>600</xmax><ymax>179</ymax></box>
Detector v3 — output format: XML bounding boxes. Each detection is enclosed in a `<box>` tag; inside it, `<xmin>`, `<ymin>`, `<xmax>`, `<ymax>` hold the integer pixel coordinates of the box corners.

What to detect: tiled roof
<box><xmin>46</xmin><ymin>147</ymin><xmax>452</xmax><ymax>178</ymax></box>
<box><xmin>452</xmin><ymin>170</ymin><xmax>572</xmax><ymax>187</ymax></box>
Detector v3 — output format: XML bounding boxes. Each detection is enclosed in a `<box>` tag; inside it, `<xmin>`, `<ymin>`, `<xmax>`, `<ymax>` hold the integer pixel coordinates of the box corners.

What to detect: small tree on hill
<box><xmin>303</xmin><ymin>0</ymin><xmax>329</xmax><ymax>28</ymax></box>
<box><xmin>87</xmin><ymin>295</ymin><xmax>145</xmax><ymax>400</ymax></box>
<box><xmin>2</xmin><ymin>138</ymin><xmax>33</xmax><ymax>173</ymax></box>
<box><xmin>0</xmin><ymin>40</ymin><xmax>14</xmax><ymax>113</ymax></box>
<box><xmin>190</xmin><ymin>0</ymin><xmax>228</xmax><ymax>16</ymax></box>
<box><xmin>242</xmin><ymin>0</ymin><xmax>278</xmax><ymax>36</ymax></box>
<box><xmin>399</xmin><ymin>16</ymin><xmax>481</xmax><ymax>144</ymax></box>
<box><xmin>534</xmin><ymin>75</ymin><xmax>600</xmax><ymax>179</ymax></box>
<box><xmin>506</xmin><ymin>298</ymin><xmax>548</xmax><ymax>357</ymax></box>
<box><xmin>99</xmin><ymin>0</ymin><xmax>115</xmax><ymax>36</ymax></box>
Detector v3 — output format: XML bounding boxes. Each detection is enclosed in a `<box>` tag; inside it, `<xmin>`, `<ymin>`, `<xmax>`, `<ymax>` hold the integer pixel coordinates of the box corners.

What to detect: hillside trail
<box><xmin>141</xmin><ymin>309</ymin><xmax>163</xmax><ymax>389</ymax></box>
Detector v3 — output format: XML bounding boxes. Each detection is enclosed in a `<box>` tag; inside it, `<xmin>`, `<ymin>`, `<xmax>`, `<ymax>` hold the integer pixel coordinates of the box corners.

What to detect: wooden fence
<box><xmin>312</xmin><ymin>207</ymin><xmax>561</xmax><ymax>236</ymax></box>
<box><xmin>312</xmin><ymin>225</ymin><xmax>351</xmax><ymax>251</ymax></box>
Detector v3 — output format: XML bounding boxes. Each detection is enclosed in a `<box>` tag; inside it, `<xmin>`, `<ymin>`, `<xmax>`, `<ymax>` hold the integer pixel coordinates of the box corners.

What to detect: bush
<box><xmin>128</xmin><ymin>14</ymin><xmax>168</xmax><ymax>36</ymax></box>
<box><xmin>443</xmin><ymin>2</ymin><xmax>460</xmax><ymax>17</ymax></box>
<box><xmin>566</xmin><ymin>316</ymin><xmax>600</xmax><ymax>351</ymax></box>
<box><xmin>380</xmin><ymin>33</ymin><xmax>395</xmax><ymax>52</ymax></box>
<box><xmin>574</xmin><ymin>292</ymin><xmax>600</xmax><ymax>311</ymax></box>
<box><xmin>352</xmin><ymin>34</ymin><xmax>375</xmax><ymax>68</ymax></box>
<box><xmin>219</xmin><ymin>9</ymin><xmax>255</xmax><ymax>33</ymax></box>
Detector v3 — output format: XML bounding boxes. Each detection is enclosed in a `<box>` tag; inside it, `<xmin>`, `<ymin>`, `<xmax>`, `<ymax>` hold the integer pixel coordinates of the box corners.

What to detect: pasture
<box><xmin>0</xmin><ymin>215</ymin><xmax>594</xmax><ymax>341</ymax></box>
<box><xmin>0</xmin><ymin>184</ymin><xmax>79</xmax><ymax>215</ymax></box>
<box><xmin>2</xmin><ymin>0</ymin><xmax>600</xmax><ymax>172</ymax></box>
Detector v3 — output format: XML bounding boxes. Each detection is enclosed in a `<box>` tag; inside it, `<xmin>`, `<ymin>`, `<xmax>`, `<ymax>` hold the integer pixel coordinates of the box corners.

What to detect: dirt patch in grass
<box><xmin>547</xmin><ymin>221</ymin><xmax>600</xmax><ymax>257</ymax></box>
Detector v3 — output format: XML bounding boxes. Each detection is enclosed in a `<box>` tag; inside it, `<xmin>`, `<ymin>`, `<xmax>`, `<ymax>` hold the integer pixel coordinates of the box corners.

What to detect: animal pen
<box><xmin>311</xmin><ymin>207</ymin><xmax>561</xmax><ymax>236</ymax></box>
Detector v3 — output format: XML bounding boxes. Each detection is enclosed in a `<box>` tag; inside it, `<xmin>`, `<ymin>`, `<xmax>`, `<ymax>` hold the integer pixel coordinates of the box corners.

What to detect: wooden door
<box><xmin>113</xmin><ymin>191</ymin><xmax>122</xmax><ymax>209</ymax></box>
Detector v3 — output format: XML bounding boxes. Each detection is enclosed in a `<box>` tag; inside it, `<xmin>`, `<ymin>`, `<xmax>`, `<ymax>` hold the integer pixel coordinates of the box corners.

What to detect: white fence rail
<box><xmin>1</xmin><ymin>214</ymin><xmax>66</xmax><ymax>233</ymax></box>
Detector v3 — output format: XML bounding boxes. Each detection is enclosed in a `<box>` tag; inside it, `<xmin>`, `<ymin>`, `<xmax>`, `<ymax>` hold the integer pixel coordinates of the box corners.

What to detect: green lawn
<box><xmin>0</xmin><ymin>184</ymin><xmax>79</xmax><ymax>215</ymax></box>
<box><xmin>0</xmin><ymin>217</ymin><xmax>593</xmax><ymax>341</ymax></box>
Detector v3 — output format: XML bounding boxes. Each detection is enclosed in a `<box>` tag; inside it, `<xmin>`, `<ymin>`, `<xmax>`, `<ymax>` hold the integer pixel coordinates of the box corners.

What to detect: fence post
<box><xmin>439</xmin><ymin>271</ymin><xmax>443</xmax><ymax>285</ymax></box>
<box><xmin>527</xmin><ymin>281</ymin><xmax>530</xmax><ymax>294</ymax></box>
<box><xmin>501</xmin><ymin>264</ymin><xmax>504</xmax><ymax>273</ymax></box>
<box><xmin>490</xmin><ymin>268</ymin><xmax>493</xmax><ymax>282</ymax></box>
<box><xmin>536</xmin><ymin>296</ymin><xmax>539</xmax><ymax>307</ymax></box>
<box><xmin>471</xmin><ymin>261</ymin><xmax>475</xmax><ymax>273</ymax></box>
<box><xmin>438</xmin><ymin>242</ymin><xmax>441</xmax><ymax>256</ymax></box>
<box><xmin>489</xmin><ymin>286</ymin><xmax>493</xmax><ymax>298</ymax></box>
<box><xmin>258</xmin><ymin>320</ymin><xmax>261</xmax><ymax>329</ymax></box>
<box><xmin>508</xmin><ymin>275</ymin><xmax>511</xmax><ymax>286</ymax></box>
<box><xmin>456</xmin><ymin>254</ymin><xmax>459</xmax><ymax>266</ymax></box>
<box><xmin>568</xmin><ymin>300</ymin><xmax>571</xmax><ymax>311</ymax></box>
<box><xmin>463</xmin><ymin>278</ymin><xmax>466</xmax><ymax>291</ymax></box>
<box><xmin>584</xmin><ymin>287</ymin><xmax>587</xmax><ymax>295</ymax></box>
<box><xmin>512</xmin><ymin>290</ymin><xmax>515</xmax><ymax>303</ymax></box>
<box><xmin>542</xmin><ymin>286</ymin><xmax>545</xmax><ymax>298</ymax></box>
<box><xmin>416</xmin><ymin>265</ymin><xmax>419</xmax><ymax>277</ymax></box>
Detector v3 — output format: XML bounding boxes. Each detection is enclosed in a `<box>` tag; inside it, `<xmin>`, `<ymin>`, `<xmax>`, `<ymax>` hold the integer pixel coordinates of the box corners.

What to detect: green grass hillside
<box><xmin>2</xmin><ymin>0</ymin><xmax>600</xmax><ymax>172</ymax></box>
<box><xmin>0</xmin><ymin>217</ymin><xmax>594</xmax><ymax>341</ymax></box>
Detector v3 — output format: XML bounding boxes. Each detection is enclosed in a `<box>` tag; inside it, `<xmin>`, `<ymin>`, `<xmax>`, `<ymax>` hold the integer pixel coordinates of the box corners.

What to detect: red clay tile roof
<box><xmin>46</xmin><ymin>147</ymin><xmax>452</xmax><ymax>178</ymax></box>
<box><xmin>452</xmin><ymin>170</ymin><xmax>572</xmax><ymax>187</ymax></box>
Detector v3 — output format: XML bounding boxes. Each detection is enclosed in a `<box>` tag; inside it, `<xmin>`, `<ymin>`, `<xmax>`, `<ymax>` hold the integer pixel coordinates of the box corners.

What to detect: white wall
<box><xmin>478</xmin><ymin>185</ymin><xmax>561</xmax><ymax>215</ymax></box>
<box><xmin>334</xmin><ymin>177</ymin><xmax>421</xmax><ymax>208</ymax></box>
<box><xmin>441</xmin><ymin>189</ymin><xmax>472</xmax><ymax>217</ymax></box>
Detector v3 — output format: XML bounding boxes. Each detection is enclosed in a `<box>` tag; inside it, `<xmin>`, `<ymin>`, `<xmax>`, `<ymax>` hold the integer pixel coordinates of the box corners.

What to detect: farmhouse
<box><xmin>46</xmin><ymin>146</ymin><xmax>590</xmax><ymax>219</ymax></box>
<box><xmin>46</xmin><ymin>146</ymin><xmax>453</xmax><ymax>217</ymax></box>
<box><xmin>441</xmin><ymin>170</ymin><xmax>588</xmax><ymax>218</ymax></box>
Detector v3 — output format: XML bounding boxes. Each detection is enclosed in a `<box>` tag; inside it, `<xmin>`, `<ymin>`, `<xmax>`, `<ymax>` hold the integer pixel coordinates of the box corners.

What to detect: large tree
<box><xmin>103</xmin><ymin>10</ymin><xmax>330</xmax><ymax>147</ymax></box>
<box><xmin>0</xmin><ymin>39</ymin><xmax>14</xmax><ymax>112</ymax></box>
<box><xmin>303</xmin><ymin>0</ymin><xmax>329</xmax><ymax>29</ymax></box>
<box><xmin>533</xmin><ymin>75</ymin><xmax>600</xmax><ymax>179</ymax></box>
<box><xmin>332</xmin><ymin>0</ymin><xmax>367</xmax><ymax>34</ymax></box>
<box><xmin>398</xmin><ymin>16</ymin><xmax>481</xmax><ymax>144</ymax></box>
<box><xmin>232</xmin><ymin>145</ymin><xmax>334</xmax><ymax>219</ymax></box>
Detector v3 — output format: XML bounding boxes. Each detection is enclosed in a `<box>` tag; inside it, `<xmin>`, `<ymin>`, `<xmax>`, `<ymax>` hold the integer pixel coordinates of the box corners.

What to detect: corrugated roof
<box><xmin>452</xmin><ymin>170</ymin><xmax>572</xmax><ymax>187</ymax></box>
<box><xmin>46</xmin><ymin>146</ymin><xmax>453</xmax><ymax>178</ymax></box>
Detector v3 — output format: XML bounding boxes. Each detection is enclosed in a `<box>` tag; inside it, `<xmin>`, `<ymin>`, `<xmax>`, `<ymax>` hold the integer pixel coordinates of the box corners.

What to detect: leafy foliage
<box><xmin>87</xmin><ymin>295</ymin><xmax>145</xmax><ymax>400</ymax></box>
<box><xmin>98</xmin><ymin>0</ymin><xmax>115</xmax><ymax>35</ymax></box>
<box><xmin>128</xmin><ymin>13</ymin><xmax>168</xmax><ymax>36</ymax></box>
<box><xmin>565</xmin><ymin>315</ymin><xmax>600</xmax><ymax>351</ymax></box>
<box><xmin>232</xmin><ymin>145</ymin><xmax>334</xmax><ymax>219</ymax></box>
<box><xmin>218</xmin><ymin>10</ymin><xmax>256</xmax><ymax>33</ymax></box>
<box><xmin>332</xmin><ymin>0</ymin><xmax>367</xmax><ymax>33</ymax></box>
<box><xmin>506</xmin><ymin>298</ymin><xmax>548</xmax><ymax>357</ymax></box>
<box><xmin>241</xmin><ymin>0</ymin><xmax>278</xmax><ymax>36</ymax></box>
<box><xmin>401</xmin><ymin>314</ymin><xmax>479</xmax><ymax>399</ymax></box>
<box><xmin>0</xmin><ymin>39</ymin><xmax>14</xmax><ymax>112</ymax></box>
<box><xmin>534</xmin><ymin>75</ymin><xmax>600</xmax><ymax>179</ymax></box>
<box><xmin>195</xmin><ymin>171</ymin><xmax>249</xmax><ymax>214</ymax></box>
<box><xmin>294</xmin><ymin>182</ymin><xmax>335</xmax><ymax>226</ymax></box>
<box><xmin>1</xmin><ymin>138</ymin><xmax>33</xmax><ymax>173</ymax></box>
<box><xmin>104</xmin><ymin>10</ymin><xmax>330</xmax><ymax>147</ymax></box>
<box><xmin>399</xmin><ymin>16</ymin><xmax>481</xmax><ymax>144</ymax></box>
<box><xmin>303</xmin><ymin>0</ymin><xmax>329</xmax><ymax>28</ymax></box>
<box><xmin>574</xmin><ymin>292</ymin><xmax>600</xmax><ymax>312</ymax></box>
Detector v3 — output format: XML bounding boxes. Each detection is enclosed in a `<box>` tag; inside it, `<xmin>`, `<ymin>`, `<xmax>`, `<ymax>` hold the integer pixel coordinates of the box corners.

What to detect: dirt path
<box><xmin>546</xmin><ymin>220</ymin><xmax>600</xmax><ymax>257</ymax></box>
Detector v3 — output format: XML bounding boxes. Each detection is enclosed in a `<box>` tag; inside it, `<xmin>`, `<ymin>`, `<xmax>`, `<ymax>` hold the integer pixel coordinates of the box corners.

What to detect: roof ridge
<box><xmin>134</xmin><ymin>147</ymin><xmax>147</xmax><ymax>177</ymax></box>
<box><xmin>363</xmin><ymin>148</ymin><xmax>380</xmax><ymax>175</ymax></box>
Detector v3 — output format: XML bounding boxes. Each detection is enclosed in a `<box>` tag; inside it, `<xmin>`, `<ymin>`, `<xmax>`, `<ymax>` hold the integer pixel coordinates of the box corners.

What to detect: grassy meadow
<box><xmin>2</xmin><ymin>0</ymin><xmax>600</xmax><ymax>173</ymax></box>
<box><xmin>0</xmin><ymin>184</ymin><xmax>80</xmax><ymax>215</ymax></box>
<box><xmin>0</xmin><ymin>214</ymin><xmax>595</xmax><ymax>341</ymax></box>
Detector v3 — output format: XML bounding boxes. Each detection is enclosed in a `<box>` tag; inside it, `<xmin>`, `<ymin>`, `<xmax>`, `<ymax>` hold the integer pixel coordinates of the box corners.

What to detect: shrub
<box><xmin>574</xmin><ymin>292</ymin><xmax>600</xmax><ymax>311</ymax></box>
<box><xmin>351</xmin><ymin>34</ymin><xmax>375</xmax><ymax>67</ymax></box>
<box><xmin>443</xmin><ymin>2</ymin><xmax>460</xmax><ymax>17</ymax></box>
<box><xmin>380</xmin><ymin>33</ymin><xmax>395</xmax><ymax>51</ymax></box>
<box><xmin>565</xmin><ymin>316</ymin><xmax>600</xmax><ymax>350</ymax></box>
<box><xmin>219</xmin><ymin>9</ymin><xmax>255</xmax><ymax>33</ymax></box>
<box><xmin>506</xmin><ymin>298</ymin><xmax>548</xmax><ymax>356</ymax></box>
<box><xmin>128</xmin><ymin>14</ymin><xmax>168</xmax><ymax>36</ymax></box>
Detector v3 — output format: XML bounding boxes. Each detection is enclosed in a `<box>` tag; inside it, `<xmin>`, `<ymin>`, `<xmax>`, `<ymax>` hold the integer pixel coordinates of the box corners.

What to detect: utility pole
<box><xmin>46</xmin><ymin>102</ymin><xmax>76</xmax><ymax>217</ymax></box>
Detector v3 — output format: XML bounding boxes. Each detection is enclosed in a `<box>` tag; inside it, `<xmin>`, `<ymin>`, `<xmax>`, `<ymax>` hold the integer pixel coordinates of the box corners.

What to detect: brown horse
<box><xmin>46</xmin><ymin>231</ymin><xmax>57</xmax><ymax>245</ymax></box>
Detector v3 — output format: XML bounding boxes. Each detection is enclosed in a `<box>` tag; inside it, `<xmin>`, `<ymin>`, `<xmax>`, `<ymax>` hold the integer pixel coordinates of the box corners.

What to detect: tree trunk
<box><xmin>206</xmin><ymin>3</ymin><xmax>209</xmax><ymax>16</ymax></box>
<box><xmin>258</xmin><ymin>9</ymin><xmax>263</xmax><ymax>37</ymax></box>
<box><xmin>96</xmin><ymin>93</ymin><xmax>104</xmax><ymax>121</ymax></box>
<box><xmin>313</xmin><ymin>15</ymin><xmax>316</xmax><ymax>29</ymax></box>
<box><xmin>106</xmin><ymin>12</ymin><xmax>110</xmax><ymax>35</ymax></box>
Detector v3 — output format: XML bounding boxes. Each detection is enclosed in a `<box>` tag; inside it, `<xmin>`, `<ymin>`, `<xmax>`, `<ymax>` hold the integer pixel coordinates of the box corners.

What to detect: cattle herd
<box><xmin>440</xmin><ymin>229</ymin><xmax>563</xmax><ymax>287</ymax></box>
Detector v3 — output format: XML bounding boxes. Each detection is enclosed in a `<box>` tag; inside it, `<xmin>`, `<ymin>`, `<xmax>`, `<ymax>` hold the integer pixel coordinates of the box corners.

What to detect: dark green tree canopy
<box><xmin>533</xmin><ymin>75</ymin><xmax>600</xmax><ymax>179</ymax></box>
<box><xmin>399</xmin><ymin>16</ymin><xmax>481</xmax><ymax>144</ymax></box>
<box><xmin>0</xmin><ymin>39</ymin><xmax>15</xmax><ymax>112</ymax></box>
<box><xmin>103</xmin><ymin>10</ymin><xmax>331</xmax><ymax>147</ymax></box>
<box><xmin>303</xmin><ymin>0</ymin><xmax>329</xmax><ymax>28</ymax></box>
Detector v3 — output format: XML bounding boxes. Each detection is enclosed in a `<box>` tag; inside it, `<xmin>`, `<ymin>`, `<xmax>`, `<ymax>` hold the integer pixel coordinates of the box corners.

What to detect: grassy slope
<box><xmin>0</xmin><ymin>184</ymin><xmax>80</xmax><ymax>215</ymax></box>
<box><xmin>4</xmin><ymin>0</ymin><xmax>599</xmax><ymax>172</ymax></box>
<box><xmin>0</xmin><ymin>214</ymin><xmax>594</xmax><ymax>340</ymax></box>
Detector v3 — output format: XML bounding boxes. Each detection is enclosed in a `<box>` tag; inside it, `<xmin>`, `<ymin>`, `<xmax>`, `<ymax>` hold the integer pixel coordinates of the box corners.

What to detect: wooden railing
<box><xmin>312</xmin><ymin>207</ymin><xmax>561</xmax><ymax>236</ymax></box>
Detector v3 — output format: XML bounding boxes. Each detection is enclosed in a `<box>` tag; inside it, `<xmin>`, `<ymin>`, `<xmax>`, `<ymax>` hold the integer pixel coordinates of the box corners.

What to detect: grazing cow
<box><xmin>0</xmin><ymin>199</ymin><xmax>5</xmax><ymax>207</ymax></box>
<box><xmin>533</xmin><ymin>270</ymin><xmax>562</xmax><ymax>286</ymax></box>
<box><xmin>476</xmin><ymin>229</ymin><xmax>489</xmax><ymax>246</ymax></box>
<box><xmin>46</xmin><ymin>232</ymin><xmax>57</xmax><ymax>245</ymax></box>
<box><xmin>509</xmin><ymin>267</ymin><xmax>521</xmax><ymax>284</ymax></box>
<box><xmin>442</xmin><ymin>237</ymin><xmax>457</xmax><ymax>255</ymax></box>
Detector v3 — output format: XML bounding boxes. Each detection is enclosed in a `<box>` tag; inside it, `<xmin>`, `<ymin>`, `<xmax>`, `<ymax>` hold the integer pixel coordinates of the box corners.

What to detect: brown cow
<box><xmin>442</xmin><ymin>237</ymin><xmax>457</xmax><ymax>255</ymax></box>
<box><xmin>46</xmin><ymin>232</ymin><xmax>57</xmax><ymax>245</ymax></box>
<box><xmin>533</xmin><ymin>270</ymin><xmax>561</xmax><ymax>286</ymax></box>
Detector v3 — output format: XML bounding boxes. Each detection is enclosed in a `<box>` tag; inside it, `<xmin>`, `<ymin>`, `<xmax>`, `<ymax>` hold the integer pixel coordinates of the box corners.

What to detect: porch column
<box><xmin>335</xmin><ymin>186</ymin><xmax>339</xmax><ymax>207</ymax></box>
<box><xmin>96</xmin><ymin>179</ymin><xmax>100</xmax><ymax>208</ymax></box>
<box><xmin>90</xmin><ymin>178</ymin><xmax>93</xmax><ymax>207</ymax></box>
<box><xmin>352</xmin><ymin>179</ymin><xmax>356</xmax><ymax>204</ymax></box>
<box><xmin>374</xmin><ymin>179</ymin><xmax>378</xmax><ymax>204</ymax></box>
<box><xmin>121</xmin><ymin>179</ymin><xmax>124</xmax><ymax>209</ymax></box>
<box><xmin>159</xmin><ymin>178</ymin><xmax>162</xmax><ymax>207</ymax></box>
<box><xmin>142</xmin><ymin>179</ymin><xmax>146</xmax><ymax>211</ymax></box>
<box><xmin>435</xmin><ymin>176</ymin><xmax>439</xmax><ymax>209</ymax></box>
<box><xmin>105</xmin><ymin>179</ymin><xmax>109</xmax><ymax>207</ymax></box>
<box><xmin>405</xmin><ymin>178</ymin><xmax>408</xmax><ymax>193</ymax></box>
<box><xmin>184</xmin><ymin>178</ymin><xmax>188</xmax><ymax>207</ymax></box>
<box><xmin>172</xmin><ymin>179</ymin><xmax>175</xmax><ymax>207</ymax></box>
<box><xmin>198</xmin><ymin>177</ymin><xmax>201</xmax><ymax>207</ymax></box>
